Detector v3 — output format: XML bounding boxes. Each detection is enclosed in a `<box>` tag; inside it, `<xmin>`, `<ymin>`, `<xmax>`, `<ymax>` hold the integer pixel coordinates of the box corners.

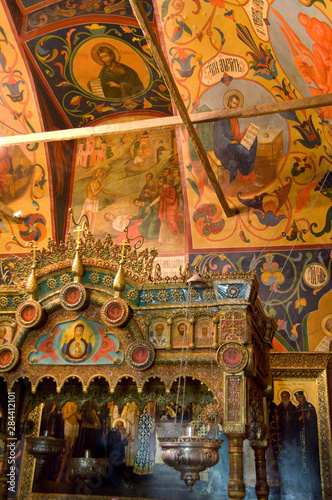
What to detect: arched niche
<box><xmin>86</xmin><ymin>374</ymin><xmax>112</xmax><ymax>393</ymax></box>
<box><xmin>141</xmin><ymin>375</ymin><xmax>167</xmax><ymax>396</ymax></box>
<box><xmin>168</xmin><ymin>376</ymin><xmax>215</xmax><ymax>409</ymax></box>
<box><xmin>58</xmin><ymin>375</ymin><xmax>85</xmax><ymax>396</ymax></box>
<box><xmin>34</xmin><ymin>375</ymin><xmax>58</xmax><ymax>395</ymax></box>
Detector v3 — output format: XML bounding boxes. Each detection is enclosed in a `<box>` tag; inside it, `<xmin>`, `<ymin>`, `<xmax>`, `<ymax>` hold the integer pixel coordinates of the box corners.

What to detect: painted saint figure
<box><xmin>82</xmin><ymin>167</ymin><xmax>116</xmax><ymax>234</ymax></box>
<box><xmin>77</xmin><ymin>400</ymin><xmax>101</xmax><ymax>457</ymax></box>
<box><xmin>146</xmin><ymin>176</ymin><xmax>183</xmax><ymax>247</ymax></box>
<box><xmin>62</xmin><ymin>323</ymin><xmax>92</xmax><ymax>363</ymax></box>
<box><xmin>139</xmin><ymin>173</ymin><xmax>159</xmax><ymax>203</ymax></box>
<box><xmin>213</xmin><ymin>90</ymin><xmax>262</xmax><ymax>186</ymax></box>
<box><xmin>133</xmin><ymin>405</ymin><xmax>155</xmax><ymax>475</ymax></box>
<box><xmin>277</xmin><ymin>390</ymin><xmax>296</xmax><ymax>446</ymax></box>
<box><xmin>292</xmin><ymin>390</ymin><xmax>321</xmax><ymax>498</ymax></box>
<box><xmin>276</xmin><ymin>390</ymin><xmax>297</xmax><ymax>495</ymax></box>
<box><xmin>107</xmin><ymin>417</ymin><xmax>132</xmax><ymax>488</ymax></box>
<box><xmin>92</xmin><ymin>44</ymin><xmax>144</xmax><ymax>99</ymax></box>
<box><xmin>55</xmin><ymin>401</ymin><xmax>82</xmax><ymax>484</ymax></box>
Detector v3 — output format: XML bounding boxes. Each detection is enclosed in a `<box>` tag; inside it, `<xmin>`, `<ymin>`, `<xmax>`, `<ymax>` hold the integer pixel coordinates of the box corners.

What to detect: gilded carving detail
<box><xmin>227</xmin><ymin>377</ymin><xmax>241</xmax><ymax>422</ymax></box>
<box><xmin>317</xmin><ymin>372</ymin><xmax>332</xmax><ymax>496</ymax></box>
<box><xmin>219</xmin><ymin>310</ymin><xmax>247</xmax><ymax>343</ymax></box>
<box><xmin>270</xmin><ymin>353</ymin><xmax>331</xmax><ymax>370</ymax></box>
<box><xmin>18</xmin><ymin>404</ymin><xmax>42</xmax><ymax>500</ymax></box>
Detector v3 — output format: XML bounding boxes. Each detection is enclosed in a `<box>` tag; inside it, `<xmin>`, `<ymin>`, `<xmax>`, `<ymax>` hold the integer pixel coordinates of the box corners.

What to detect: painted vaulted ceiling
<box><xmin>0</xmin><ymin>0</ymin><xmax>332</xmax><ymax>353</ymax></box>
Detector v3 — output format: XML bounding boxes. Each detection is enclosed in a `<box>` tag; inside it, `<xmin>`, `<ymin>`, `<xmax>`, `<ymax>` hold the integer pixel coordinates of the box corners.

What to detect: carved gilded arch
<box><xmin>8</xmin><ymin>374</ymin><xmax>33</xmax><ymax>393</ymax></box>
<box><xmin>111</xmin><ymin>374</ymin><xmax>141</xmax><ymax>394</ymax></box>
<box><xmin>34</xmin><ymin>375</ymin><xmax>58</xmax><ymax>394</ymax></box>
<box><xmin>86</xmin><ymin>374</ymin><xmax>112</xmax><ymax>392</ymax></box>
<box><xmin>57</xmin><ymin>374</ymin><xmax>85</xmax><ymax>393</ymax></box>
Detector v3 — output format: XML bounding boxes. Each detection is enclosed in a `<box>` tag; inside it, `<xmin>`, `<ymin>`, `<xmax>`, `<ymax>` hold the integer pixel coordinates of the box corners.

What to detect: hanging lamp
<box><xmin>158</xmin><ymin>267</ymin><xmax>222</xmax><ymax>492</ymax></box>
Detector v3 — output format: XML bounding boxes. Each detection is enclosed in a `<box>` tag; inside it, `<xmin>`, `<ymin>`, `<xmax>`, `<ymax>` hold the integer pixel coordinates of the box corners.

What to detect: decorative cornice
<box><xmin>270</xmin><ymin>352</ymin><xmax>332</xmax><ymax>371</ymax></box>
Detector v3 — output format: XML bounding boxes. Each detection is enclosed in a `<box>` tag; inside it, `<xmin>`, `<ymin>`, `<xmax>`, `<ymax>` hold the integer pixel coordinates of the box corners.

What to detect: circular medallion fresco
<box><xmin>125</xmin><ymin>341</ymin><xmax>155</xmax><ymax>370</ymax></box>
<box><xmin>16</xmin><ymin>300</ymin><xmax>42</xmax><ymax>328</ymax></box>
<box><xmin>60</xmin><ymin>283</ymin><xmax>86</xmax><ymax>311</ymax></box>
<box><xmin>0</xmin><ymin>344</ymin><xmax>19</xmax><ymax>372</ymax></box>
<box><xmin>101</xmin><ymin>298</ymin><xmax>131</xmax><ymax>328</ymax></box>
<box><xmin>303</xmin><ymin>263</ymin><xmax>328</xmax><ymax>289</ymax></box>
<box><xmin>72</xmin><ymin>37</ymin><xmax>151</xmax><ymax>100</ymax></box>
<box><xmin>216</xmin><ymin>342</ymin><xmax>248</xmax><ymax>373</ymax></box>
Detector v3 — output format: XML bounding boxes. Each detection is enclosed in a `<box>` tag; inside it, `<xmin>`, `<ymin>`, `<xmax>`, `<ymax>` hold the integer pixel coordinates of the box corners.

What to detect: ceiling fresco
<box><xmin>153</xmin><ymin>0</ymin><xmax>332</xmax><ymax>252</ymax></box>
<box><xmin>24</xmin><ymin>22</ymin><xmax>172</xmax><ymax>127</ymax></box>
<box><xmin>23</xmin><ymin>0</ymin><xmax>152</xmax><ymax>33</ymax></box>
<box><xmin>0</xmin><ymin>0</ymin><xmax>332</xmax><ymax>352</ymax></box>
<box><xmin>0</xmin><ymin>4</ymin><xmax>54</xmax><ymax>249</ymax></box>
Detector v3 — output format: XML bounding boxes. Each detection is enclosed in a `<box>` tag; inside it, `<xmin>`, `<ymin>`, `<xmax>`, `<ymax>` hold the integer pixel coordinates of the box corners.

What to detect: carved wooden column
<box><xmin>227</xmin><ymin>433</ymin><xmax>246</xmax><ymax>499</ymax></box>
<box><xmin>252</xmin><ymin>444</ymin><xmax>269</xmax><ymax>500</ymax></box>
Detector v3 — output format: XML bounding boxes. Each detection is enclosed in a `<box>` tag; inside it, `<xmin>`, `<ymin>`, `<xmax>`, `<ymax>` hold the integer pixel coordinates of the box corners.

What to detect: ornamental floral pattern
<box><xmin>46</xmin><ymin>277</ymin><xmax>58</xmax><ymax>290</ymax></box>
<box><xmin>60</xmin><ymin>273</ymin><xmax>72</xmax><ymax>285</ymax></box>
<box><xmin>156</xmin><ymin>290</ymin><xmax>169</xmax><ymax>302</ymax></box>
<box><xmin>141</xmin><ymin>291</ymin><xmax>154</xmax><ymax>303</ymax></box>
<box><xmin>102</xmin><ymin>275</ymin><xmax>114</xmax><ymax>287</ymax></box>
<box><xmin>171</xmin><ymin>289</ymin><xmax>184</xmax><ymax>302</ymax></box>
<box><xmin>127</xmin><ymin>289</ymin><xmax>139</xmax><ymax>301</ymax></box>
<box><xmin>89</xmin><ymin>272</ymin><xmax>100</xmax><ymax>284</ymax></box>
<box><xmin>0</xmin><ymin>297</ymin><xmax>9</xmax><ymax>308</ymax></box>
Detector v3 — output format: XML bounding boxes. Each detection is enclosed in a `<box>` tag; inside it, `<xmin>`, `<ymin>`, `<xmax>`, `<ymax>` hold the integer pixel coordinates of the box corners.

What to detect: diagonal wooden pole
<box><xmin>128</xmin><ymin>0</ymin><xmax>236</xmax><ymax>217</ymax></box>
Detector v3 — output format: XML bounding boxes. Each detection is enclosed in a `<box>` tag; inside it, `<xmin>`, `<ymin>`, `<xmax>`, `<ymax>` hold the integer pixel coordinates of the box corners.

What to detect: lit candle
<box><xmin>186</xmin><ymin>426</ymin><xmax>195</xmax><ymax>437</ymax></box>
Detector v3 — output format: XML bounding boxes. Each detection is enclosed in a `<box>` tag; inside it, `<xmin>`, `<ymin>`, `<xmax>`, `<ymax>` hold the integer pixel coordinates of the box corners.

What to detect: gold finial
<box><xmin>69</xmin><ymin>208</ymin><xmax>89</xmax><ymax>282</ymax></box>
<box><xmin>12</xmin><ymin>237</ymin><xmax>38</xmax><ymax>298</ymax></box>
<box><xmin>113</xmin><ymin>226</ymin><xmax>144</xmax><ymax>296</ymax></box>
<box><xmin>113</xmin><ymin>238</ymin><xmax>129</xmax><ymax>296</ymax></box>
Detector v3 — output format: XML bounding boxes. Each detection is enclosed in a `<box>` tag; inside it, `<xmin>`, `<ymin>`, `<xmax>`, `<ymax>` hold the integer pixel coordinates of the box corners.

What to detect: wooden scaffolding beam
<box><xmin>1</xmin><ymin>0</ymin><xmax>332</xmax><ymax>217</ymax></box>
<box><xmin>0</xmin><ymin>93</ymin><xmax>332</xmax><ymax>148</ymax></box>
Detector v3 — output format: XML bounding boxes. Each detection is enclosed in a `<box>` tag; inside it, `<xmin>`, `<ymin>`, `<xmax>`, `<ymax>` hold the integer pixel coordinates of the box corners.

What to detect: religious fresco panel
<box><xmin>271</xmin><ymin>379</ymin><xmax>322</xmax><ymax>499</ymax></box>
<box><xmin>0</xmin><ymin>4</ymin><xmax>54</xmax><ymax>252</ymax></box>
<box><xmin>70</xmin><ymin>128</ymin><xmax>185</xmax><ymax>254</ymax></box>
<box><xmin>190</xmin><ymin>248</ymin><xmax>332</xmax><ymax>352</ymax></box>
<box><xmin>151</xmin><ymin>0</ymin><xmax>332</xmax><ymax>251</ymax></box>
<box><xmin>13</xmin><ymin>375</ymin><xmax>327</xmax><ymax>500</ymax></box>
<box><xmin>28</xmin><ymin>317</ymin><xmax>123</xmax><ymax>365</ymax></box>
<box><xmin>24</xmin><ymin>23</ymin><xmax>172</xmax><ymax>127</ymax></box>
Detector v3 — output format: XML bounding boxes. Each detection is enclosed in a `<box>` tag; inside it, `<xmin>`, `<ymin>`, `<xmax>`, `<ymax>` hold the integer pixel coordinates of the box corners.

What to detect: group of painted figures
<box><xmin>40</xmin><ymin>399</ymin><xmax>180</xmax><ymax>489</ymax></box>
<box><xmin>270</xmin><ymin>390</ymin><xmax>321</xmax><ymax>499</ymax></box>
<box><xmin>39</xmin><ymin>390</ymin><xmax>322</xmax><ymax>497</ymax></box>
<box><xmin>105</xmin><ymin>168</ymin><xmax>184</xmax><ymax>248</ymax></box>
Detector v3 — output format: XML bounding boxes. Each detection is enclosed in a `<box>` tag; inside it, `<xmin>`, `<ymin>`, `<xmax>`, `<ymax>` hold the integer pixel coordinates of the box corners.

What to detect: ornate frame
<box><xmin>16</xmin><ymin>352</ymin><xmax>332</xmax><ymax>499</ymax></box>
<box><xmin>270</xmin><ymin>352</ymin><xmax>332</xmax><ymax>500</ymax></box>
